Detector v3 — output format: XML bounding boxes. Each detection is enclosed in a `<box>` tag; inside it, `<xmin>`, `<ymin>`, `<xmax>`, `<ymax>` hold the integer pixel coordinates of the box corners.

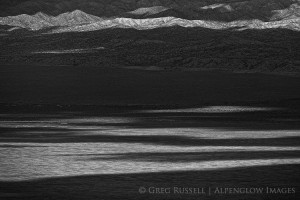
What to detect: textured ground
<box><xmin>0</xmin><ymin>66</ymin><xmax>300</xmax><ymax>199</ymax></box>
<box><xmin>0</xmin><ymin>106</ymin><xmax>300</xmax><ymax>200</ymax></box>
<box><xmin>1</xmin><ymin>27</ymin><xmax>300</xmax><ymax>73</ymax></box>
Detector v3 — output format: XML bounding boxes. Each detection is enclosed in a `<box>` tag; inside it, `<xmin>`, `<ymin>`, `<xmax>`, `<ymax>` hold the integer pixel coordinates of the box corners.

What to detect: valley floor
<box><xmin>0</xmin><ymin>65</ymin><xmax>300</xmax><ymax>199</ymax></box>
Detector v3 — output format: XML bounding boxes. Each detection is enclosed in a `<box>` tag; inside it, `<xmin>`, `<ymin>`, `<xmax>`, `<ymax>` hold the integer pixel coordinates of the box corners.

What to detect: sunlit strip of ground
<box><xmin>136</xmin><ymin>106</ymin><xmax>280</xmax><ymax>113</ymax></box>
<box><xmin>1</xmin><ymin>140</ymin><xmax>300</xmax><ymax>181</ymax></box>
<box><xmin>1</xmin><ymin>120</ymin><xmax>300</xmax><ymax>139</ymax></box>
<box><xmin>0</xmin><ymin>108</ymin><xmax>299</xmax><ymax>181</ymax></box>
<box><xmin>1</xmin><ymin>147</ymin><xmax>299</xmax><ymax>181</ymax></box>
<box><xmin>32</xmin><ymin>47</ymin><xmax>104</xmax><ymax>54</ymax></box>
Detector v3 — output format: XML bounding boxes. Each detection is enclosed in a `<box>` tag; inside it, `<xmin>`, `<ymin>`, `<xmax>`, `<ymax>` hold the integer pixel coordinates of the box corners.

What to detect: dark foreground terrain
<box><xmin>1</xmin><ymin>65</ymin><xmax>300</xmax><ymax>106</ymax></box>
<box><xmin>0</xmin><ymin>65</ymin><xmax>300</xmax><ymax>200</ymax></box>
<box><xmin>1</xmin><ymin>165</ymin><xmax>299</xmax><ymax>200</ymax></box>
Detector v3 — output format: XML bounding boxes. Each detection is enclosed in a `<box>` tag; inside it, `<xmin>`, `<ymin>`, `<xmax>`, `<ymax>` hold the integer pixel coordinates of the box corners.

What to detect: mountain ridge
<box><xmin>0</xmin><ymin>0</ymin><xmax>299</xmax><ymax>22</ymax></box>
<box><xmin>0</xmin><ymin>10</ymin><xmax>102</xmax><ymax>30</ymax></box>
<box><xmin>49</xmin><ymin>16</ymin><xmax>300</xmax><ymax>33</ymax></box>
<box><xmin>0</xmin><ymin>8</ymin><xmax>299</xmax><ymax>32</ymax></box>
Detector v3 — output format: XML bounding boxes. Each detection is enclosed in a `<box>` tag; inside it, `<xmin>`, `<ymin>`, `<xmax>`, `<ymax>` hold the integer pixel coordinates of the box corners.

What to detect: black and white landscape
<box><xmin>0</xmin><ymin>1</ymin><xmax>300</xmax><ymax>200</ymax></box>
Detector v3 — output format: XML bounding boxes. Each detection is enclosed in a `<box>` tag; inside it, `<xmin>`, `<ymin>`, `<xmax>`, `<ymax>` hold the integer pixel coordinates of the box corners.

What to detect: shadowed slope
<box><xmin>0</xmin><ymin>0</ymin><xmax>298</xmax><ymax>22</ymax></box>
<box><xmin>1</xmin><ymin>27</ymin><xmax>299</xmax><ymax>73</ymax></box>
<box><xmin>0</xmin><ymin>165</ymin><xmax>299</xmax><ymax>199</ymax></box>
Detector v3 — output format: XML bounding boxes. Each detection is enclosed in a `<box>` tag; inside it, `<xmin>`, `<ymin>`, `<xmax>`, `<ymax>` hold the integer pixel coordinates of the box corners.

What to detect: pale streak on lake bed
<box><xmin>1</xmin><ymin>106</ymin><xmax>300</xmax><ymax>181</ymax></box>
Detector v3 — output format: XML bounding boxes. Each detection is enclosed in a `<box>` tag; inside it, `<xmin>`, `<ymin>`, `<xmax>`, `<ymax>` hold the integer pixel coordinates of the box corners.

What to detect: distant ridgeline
<box><xmin>0</xmin><ymin>0</ymin><xmax>299</xmax><ymax>20</ymax></box>
<box><xmin>0</xmin><ymin>0</ymin><xmax>299</xmax><ymax>32</ymax></box>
